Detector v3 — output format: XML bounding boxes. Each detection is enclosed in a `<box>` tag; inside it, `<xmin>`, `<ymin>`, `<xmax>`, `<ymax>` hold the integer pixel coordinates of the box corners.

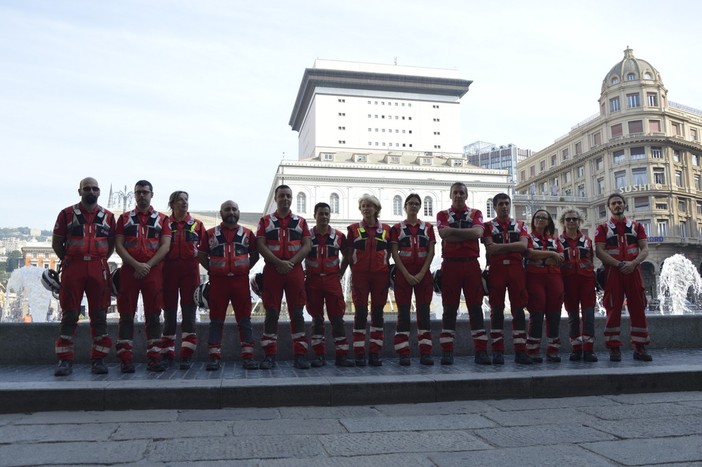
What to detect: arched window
<box><xmin>611</xmin><ymin>76</ymin><xmax>619</xmax><ymax>85</ymax></box>
<box><xmin>626</xmin><ymin>73</ymin><xmax>636</xmax><ymax>81</ymax></box>
<box><xmin>330</xmin><ymin>193</ymin><xmax>340</xmax><ymax>214</ymax></box>
<box><xmin>297</xmin><ymin>192</ymin><xmax>306</xmax><ymax>213</ymax></box>
<box><xmin>423</xmin><ymin>196</ymin><xmax>433</xmax><ymax>217</ymax></box>
<box><xmin>393</xmin><ymin>195</ymin><xmax>402</xmax><ymax>216</ymax></box>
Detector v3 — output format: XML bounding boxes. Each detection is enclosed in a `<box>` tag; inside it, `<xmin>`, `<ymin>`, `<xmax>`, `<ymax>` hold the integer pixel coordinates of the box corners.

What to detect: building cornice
<box><xmin>289</xmin><ymin>68</ymin><xmax>472</xmax><ymax>131</ymax></box>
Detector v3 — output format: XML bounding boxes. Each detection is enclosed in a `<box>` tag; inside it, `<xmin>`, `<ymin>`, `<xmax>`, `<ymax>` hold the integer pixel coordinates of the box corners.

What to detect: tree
<box><xmin>5</xmin><ymin>250</ymin><xmax>23</xmax><ymax>272</ymax></box>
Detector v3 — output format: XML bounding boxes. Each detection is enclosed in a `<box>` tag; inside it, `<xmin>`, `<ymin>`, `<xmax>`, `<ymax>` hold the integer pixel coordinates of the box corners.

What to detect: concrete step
<box><xmin>2</xmin><ymin>348</ymin><xmax>701</xmax><ymax>413</ymax></box>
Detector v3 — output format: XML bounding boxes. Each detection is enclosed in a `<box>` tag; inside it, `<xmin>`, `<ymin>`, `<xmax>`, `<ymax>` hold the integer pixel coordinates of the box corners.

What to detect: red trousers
<box><xmin>261</xmin><ymin>264</ymin><xmax>308</xmax><ymax>357</ymax></box>
<box><xmin>526</xmin><ymin>272</ymin><xmax>563</xmax><ymax>355</ymax></box>
<box><xmin>563</xmin><ymin>273</ymin><xmax>596</xmax><ymax>351</ymax></box>
<box><xmin>162</xmin><ymin>258</ymin><xmax>200</xmax><ymax>359</ymax></box>
<box><xmin>306</xmin><ymin>274</ymin><xmax>349</xmax><ymax>357</ymax></box>
<box><xmin>603</xmin><ymin>266</ymin><xmax>649</xmax><ymax>348</ymax></box>
<box><xmin>207</xmin><ymin>274</ymin><xmax>254</xmax><ymax>359</ymax></box>
<box><xmin>393</xmin><ymin>264</ymin><xmax>433</xmax><ymax>356</ymax></box>
<box><xmin>440</xmin><ymin>260</ymin><xmax>486</xmax><ymax>352</ymax></box>
<box><xmin>487</xmin><ymin>261</ymin><xmax>528</xmax><ymax>352</ymax></box>
<box><xmin>351</xmin><ymin>270</ymin><xmax>389</xmax><ymax>355</ymax></box>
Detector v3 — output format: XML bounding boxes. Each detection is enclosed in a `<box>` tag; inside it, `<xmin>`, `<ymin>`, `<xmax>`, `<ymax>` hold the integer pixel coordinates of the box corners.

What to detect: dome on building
<box><xmin>601</xmin><ymin>47</ymin><xmax>663</xmax><ymax>93</ymax></box>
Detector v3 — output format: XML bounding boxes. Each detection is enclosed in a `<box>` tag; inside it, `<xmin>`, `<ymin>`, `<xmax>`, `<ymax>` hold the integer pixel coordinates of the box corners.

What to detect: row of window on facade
<box><xmin>607</xmin><ymin>92</ymin><xmax>659</xmax><ymax>112</ymax></box>
<box><xmin>365</xmin><ymin>100</ymin><xmax>414</xmax><ymax>107</ymax></box>
<box><xmin>368</xmin><ymin>128</ymin><xmax>414</xmax><ymax>134</ymax></box>
<box><xmin>528</xmin><ymin>119</ymin><xmax>699</xmax><ymax>177</ymax></box>
<box><xmin>524</xmin><ymin>146</ymin><xmax>702</xmax><ymax>181</ymax></box>
<box><xmin>610</xmin><ymin>71</ymin><xmax>654</xmax><ymax>84</ymax></box>
<box><xmin>366</xmin><ymin>142</ymin><xmax>414</xmax><ymax>148</ymax></box>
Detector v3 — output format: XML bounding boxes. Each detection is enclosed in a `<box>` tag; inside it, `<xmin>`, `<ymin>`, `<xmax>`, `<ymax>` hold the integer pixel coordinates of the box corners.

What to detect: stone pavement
<box><xmin>2</xmin><ymin>391</ymin><xmax>702</xmax><ymax>465</ymax></box>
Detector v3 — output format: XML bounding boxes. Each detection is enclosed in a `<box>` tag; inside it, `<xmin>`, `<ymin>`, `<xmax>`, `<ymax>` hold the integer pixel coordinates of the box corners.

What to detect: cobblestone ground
<box><xmin>1</xmin><ymin>391</ymin><xmax>702</xmax><ymax>466</ymax></box>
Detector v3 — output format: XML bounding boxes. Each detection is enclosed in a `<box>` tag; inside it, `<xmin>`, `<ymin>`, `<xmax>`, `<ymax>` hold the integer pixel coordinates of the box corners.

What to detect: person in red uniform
<box><xmin>595</xmin><ymin>193</ymin><xmax>651</xmax><ymax>362</ymax></box>
<box><xmin>558</xmin><ymin>208</ymin><xmax>598</xmax><ymax>363</ymax></box>
<box><xmin>482</xmin><ymin>193</ymin><xmax>532</xmax><ymax>365</ymax></box>
<box><xmin>198</xmin><ymin>200</ymin><xmax>260</xmax><ymax>371</ymax></box>
<box><xmin>115</xmin><ymin>180</ymin><xmax>172</xmax><ymax>373</ymax></box>
<box><xmin>390</xmin><ymin>194</ymin><xmax>436</xmax><ymax>366</ymax></box>
<box><xmin>344</xmin><ymin>194</ymin><xmax>392</xmax><ymax>367</ymax></box>
<box><xmin>305</xmin><ymin>202</ymin><xmax>355</xmax><ymax>367</ymax></box>
<box><xmin>256</xmin><ymin>185</ymin><xmax>312</xmax><ymax>370</ymax></box>
<box><xmin>436</xmin><ymin>182</ymin><xmax>489</xmax><ymax>365</ymax></box>
<box><xmin>52</xmin><ymin>177</ymin><xmax>115</xmax><ymax>376</ymax></box>
<box><xmin>161</xmin><ymin>190</ymin><xmax>206</xmax><ymax>370</ymax></box>
<box><xmin>525</xmin><ymin>209</ymin><xmax>564</xmax><ymax>363</ymax></box>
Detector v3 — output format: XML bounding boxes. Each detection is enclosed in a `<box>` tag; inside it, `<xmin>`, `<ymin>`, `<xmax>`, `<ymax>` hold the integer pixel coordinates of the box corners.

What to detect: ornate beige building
<box><xmin>515</xmin><ymin>48</ymin><xmax>702</xmax><ymax>297</ymax></box>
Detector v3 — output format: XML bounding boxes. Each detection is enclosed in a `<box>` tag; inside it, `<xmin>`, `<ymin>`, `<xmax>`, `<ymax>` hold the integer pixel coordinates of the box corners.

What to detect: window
<box><xmin>551</xmin><ymin>154</ymin><xmax>557</xmax><ymax>166</ymax></box>
<box><xmin>388</xmin><ymin>156</ymin><xmax>400</xmax><ymax>164</ymax></box>
<box><xmin>296</xmin><ymin>193</ymin><xmax>306</xmax><ymax>213</ymax></box>
<box><xmin>634</xmin><ymin>196</ymin><xmax>649</xmax><ymax>212</ymax></box>
<box><xmin>423</xmin><ymin>197</ymin><xmax>433</xmax><ymax>217</ymax></box>
<box><xmin>644</xmin><ymin>72</ymin><xmax>653</xmax><ymax>79</ymax></box>
<box><xmin>630</xmin><ymin>147</ymin><xmax>646</xmax><ymax>160</ymax></box>
<box><xmin>577</xmin><ymin>184</ymin><xmax>585</xmax><ymax>197</ymax></box>
<box><xmin>530</xmin><ymin>166</ymin><xmax>535</xmax><ymax>177</ymax></box>
<box><xmin>338</xmin><ymin>112</ymin><xmax>346</xmax><ymax>116</ymax></box>
<box><xmin>610</xmin><ymin>97</ymin><xmax>621</xmax><ymax>112</ymax></box>
<box><xmin>485</xmin><ymin>200</ymin><xmax>493</xmax><ymax>218</ymax></box>
<box><xmin>330</xmin><ymin>193</ymin><xmax>339</xmax><ymax>214</ymax></box>
<box><xmin>655</xmin><ymin>197</ymin><xmax>668</xmax><ymax>210</ymax></box>
<box><xmin>647</xmin><ymin>93</ymin><xmax>658</xmax><ymax>106</ymax></box>
<box><xmin>651</xmin><ymin>147</ymin><xmax>663</xmax><ymax>159</ymax></box>
<box><xmin>614</xmin><ymin>171</ymin><xmax>627</xmax><ymax>189</ymax></box>
<box><xmin>681</xmin><ymin>221</ymin><xmax>688</xmax><ymax>238</ymax></box>
<box><xmin>657</xmin><ymin>220</ymin><xmax>669</xmax><ymax>236</ymax></box>
<box><xmin>562</xmin><ymin>148</ymin><xmax>569</xmax><ymax>161</ymax></box>
<box><xmin>676</xmin><ymin>170</ymin><xmax>684</xmax><ymax>187</ymax></box>
<box><xmin>672</xmin><ymin>122</ymin><xmax>682</xmax><ymax>136</ymax></box>
<box><xmin>678</xmin><ymin>198</ymin><xmax>688</xmax><ymax>213</ymax></box>
<box><xmin>520</xmin><ymin>170</ymin><xmax>526</xmax><ymax>182</ymax></box>
<box><xmin>575</xmin><ymin>142</ymin><xmax>582</xmax><ymax>155</ymax></box>
<box><xmin>627</xmin><ymin>93</ymin><xmax>640</xmax><ymax>108</ymax></box>
<box><xmin>653</xmin><ymin>168</ymin><xmax>666</xmax><ymax>184</ymax></box>
<box><xmin>593</xmin><ymin>132</ymin><xmax>602</xmax><ymax>146</ymax></box>
<box><xmin>697</xmin><ymin>201</ymin><xmax>702</xmax><ymax>215</ymax></box>
<box><xmin>697</xmin><ymin>174</ymin><xmax>702</xmax><ymax>191</ymax></box>
<box><xmin>611</xmin><ymin>76</ymin><xmax>620</xmax><ymax>85</ymax></box>
<box><xmin>632</xmin><ymin>167</ymin><xmax>648</xmax><ymax>185</ymax></box>
<box><xmin>393</xmin><ymin>195</ymin><xmax>402</xmax><ymax>216</ymax></box>
<box><xmin>420</xmin><ymin>157</ymin><xmax>432</xmax><ymax>165</ymax></box>
<box><xmin>673</xmin><ymin>150</ymin><xmax>681</xmax><ymax>163</ymax></box>
<box><xmin>611</xmin><ymin>123</ymin><xmax>623</xmax><ymax>138</ymax></box>
<box><xmin>649</xmin><ymin>120</ymin><xmax>661</xmax><ymax>133</ymax></box>
<box><xmin>563</xmin><ymin>171</ymin><xmax>571</xmax><ymax>183</ymax></box>
<box><xmin>577</xmin><ymin>165</ymin><xmax>585</xmax><ymax>178</ymax></box>
<box><xmin>539</xmin><ymin>160</ymin><xmax>545</xmax><ymax>172</ymax></box>
<box><xmin>693</xmin><ymin>154</ymin><xmax>700</xmax><ymax>166</ymax></box>
<box><xmin>599</xmin><ymin>204</ymin><xmax>607</xmax><ymax>218</ymax></box>
<box><xmin>597</xmin><ymin>177</ymin><xmax>605</xmax><ymax>195</ymax></box>
<box><xmin>595</xmin><ymin>157</ymin><xmax>604</xmax><ymax>171</ymax></box>
<box><xmin>322</xmin><ymin>153</ymin><xmax>334</xmax><ymax>161</ymax></box>
<box><xmin>613</xmin><ymin>150</ymin><xmax>625</xmax><ymax>164</ymax></box>
<box><xmin>626</xmin><ymin>73</ymin><xmax>636</xmax><ymax>81</ymax></box>
<box><xmin>628</xmin><ymin>120</ymin><xmax>643</xmax><ymax>135</ymax></box>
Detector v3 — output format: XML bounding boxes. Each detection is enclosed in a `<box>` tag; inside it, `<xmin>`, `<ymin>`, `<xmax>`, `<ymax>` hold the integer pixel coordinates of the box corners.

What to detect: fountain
<box><xmin>3</xmin><ymin>266</ymin><xmax>59</xmax><ymax>323</ymax></box>
<box><xmin>656</xmin><ymin>253</ymin><xmax>702</xmax><ymax>315</ymax></box>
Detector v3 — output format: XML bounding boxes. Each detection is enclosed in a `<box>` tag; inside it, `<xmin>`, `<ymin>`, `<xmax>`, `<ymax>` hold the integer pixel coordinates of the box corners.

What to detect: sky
<box><xmin>2</xmin><ymin>0</ymin><xmax>702</xmax><ymax>229</ymax></box>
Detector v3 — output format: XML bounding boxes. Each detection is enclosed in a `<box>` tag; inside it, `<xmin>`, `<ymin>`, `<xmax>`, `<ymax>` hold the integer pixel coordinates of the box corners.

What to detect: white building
<box><xmin>264</xmin><ymin>60</ymin><xmax>511</xmax><ymax>225</ymax></box>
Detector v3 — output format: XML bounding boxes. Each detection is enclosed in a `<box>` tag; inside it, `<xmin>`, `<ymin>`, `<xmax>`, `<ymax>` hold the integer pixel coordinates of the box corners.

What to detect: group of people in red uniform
<box><xmin>51</xmin><ymin>177</ymin><xmax>652</xmax><ymax>376</ymax></box>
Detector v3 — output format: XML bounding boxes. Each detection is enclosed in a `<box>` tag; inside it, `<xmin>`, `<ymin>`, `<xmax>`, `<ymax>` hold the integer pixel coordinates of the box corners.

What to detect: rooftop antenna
<box><xmin>394</xmin><ymin>56</ymin><xmax>397</xmax><ymax>65</ymax></box>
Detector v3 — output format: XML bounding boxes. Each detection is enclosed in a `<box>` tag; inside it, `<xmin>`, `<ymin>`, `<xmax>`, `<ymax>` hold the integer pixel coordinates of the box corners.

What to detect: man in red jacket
<box><xmin>52</xmin><ymin>177</ymin><xmax>115</xmax><ymax>376</ymax></box>
<box><xmin>115</xmin><ymin>180</ymin><xmax>172</xmax><ymax>373</ymax></box>
<box><xmin>198</xmin><ymin>200</ymin><xmax>260</xmax><ymax>371</ymax></box>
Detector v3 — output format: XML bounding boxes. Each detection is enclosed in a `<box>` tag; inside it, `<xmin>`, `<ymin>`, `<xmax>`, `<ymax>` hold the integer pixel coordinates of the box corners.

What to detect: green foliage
<box><xmin>5</xmin><ymin>251</ymin><xmax>23</xmax><ymax>273</ymax></box>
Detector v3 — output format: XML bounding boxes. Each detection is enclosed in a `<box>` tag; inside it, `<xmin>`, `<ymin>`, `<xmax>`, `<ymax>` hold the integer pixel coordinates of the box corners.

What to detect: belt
<box><xmin>443</xmin><ymin>257</ymin><xmax>478</xmax><ymax>263</ymax></box>
<box><xmin>71</xmin><ymin>255</ymin><xmax>101</xmax><ymax>261</ymax></box>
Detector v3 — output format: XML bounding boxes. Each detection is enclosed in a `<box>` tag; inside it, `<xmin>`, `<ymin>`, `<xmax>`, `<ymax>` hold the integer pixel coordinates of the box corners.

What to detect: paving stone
<box><xmin>339</xmin><ymin>413</ymin><xmax>495</xmax><ymax>432</ymax></box>
<box><xmin>319</xmin><ymin>430</ymin><xmax>490</xmax><ymax>456</ymax></box>
<box><xmin>0</xmin><ymin>422</ymin><xmax>118</xmax><ymax>443</ymax></box>
<box><xmin>586</xmin><ymin>415</ymin><xmax>702</xmax><ymax>439</ymax></box>
<box><xmin>605</xmin><ymin>391</ymin><xmax>702</xmax><ymax>405</ymax></box>
<box><xmin>679</xmin><ymin>399</ymin><xmax>702</xmax><ymax>409</ymax></box>
<box><xmin>430</xmin><ymin>443</ymin><xmax>616</xmax><ymax>466</ymax></box>
<box><xmin>251</xmin><ymin>453</ymin><xmax>437</xmax><ymax>466</ymax></box>
<box><xmin>279</xmin><ymin>405</ymin><xmax>382</xmax><ymax>419</ymax></box>
<box><xmin>482</xmin><ymin>407</ymin><xmax>601</xmax><ymax>427</ymax></box>
<box><xmin>177</xmin><ymin>407</ymin><xmax>281</xmax><ymax>421</ymax></box>
<box><xmin>0</xmin><ymin>440</ymin><xmax>148</xmax><ymax>466</ymax></box>
<box><xmin>474</xmin><ymin>423</ymin><xmax>617</xmax><ymax>448</ymax></box>
<box><xmin>583</xmin><ymin>435</ymin><xmax>702</xmax><ymax>465</ymax></box>
<box><xmin>111</xmin><ymin>420</ymin><xmax>233</xmax><ymax>440</ymax></box>
<box><xmin>487</xmin><ymin>395</ymin><xmax>621</xmax><ymax>411</ymax></box>
<box><xmin>373</xmin><ymin>400</ymin><xmax>498</xmax><ymax>416</ymax></box>
<box><xmin>580</xmin><ymin>402</ymin><xmax>702</xmax><ymax>420</ymax></box>
<box><xmin>13</xmin><ymin>409</ymin><xmax>179</xmax><ymax>424</ymax></box>
<box><xmin>231</xmin><ymin>418</ymin><xmax>346</xmax><ymax>435</ymax></box>
<box><xmin>147</xmin><ymin>435</ymin><xmax>324</xmax><ymax>461</ymax></box>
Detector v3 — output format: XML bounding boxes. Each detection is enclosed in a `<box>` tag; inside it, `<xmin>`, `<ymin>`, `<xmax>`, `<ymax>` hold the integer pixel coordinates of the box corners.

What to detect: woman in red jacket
<box><xmin>344</xmin><ymin>194</ymin><xmax>391</xmax><ymax>367</ymax></box>
<box><xmin>525</xmin><ymin>209</ymin><xmax>564</xmax><ymax>362</ymax></box>
<box><xmin>558</xmin><ymin>208</ymin><xmax>598</xmax><ymax>362</ymax></box>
